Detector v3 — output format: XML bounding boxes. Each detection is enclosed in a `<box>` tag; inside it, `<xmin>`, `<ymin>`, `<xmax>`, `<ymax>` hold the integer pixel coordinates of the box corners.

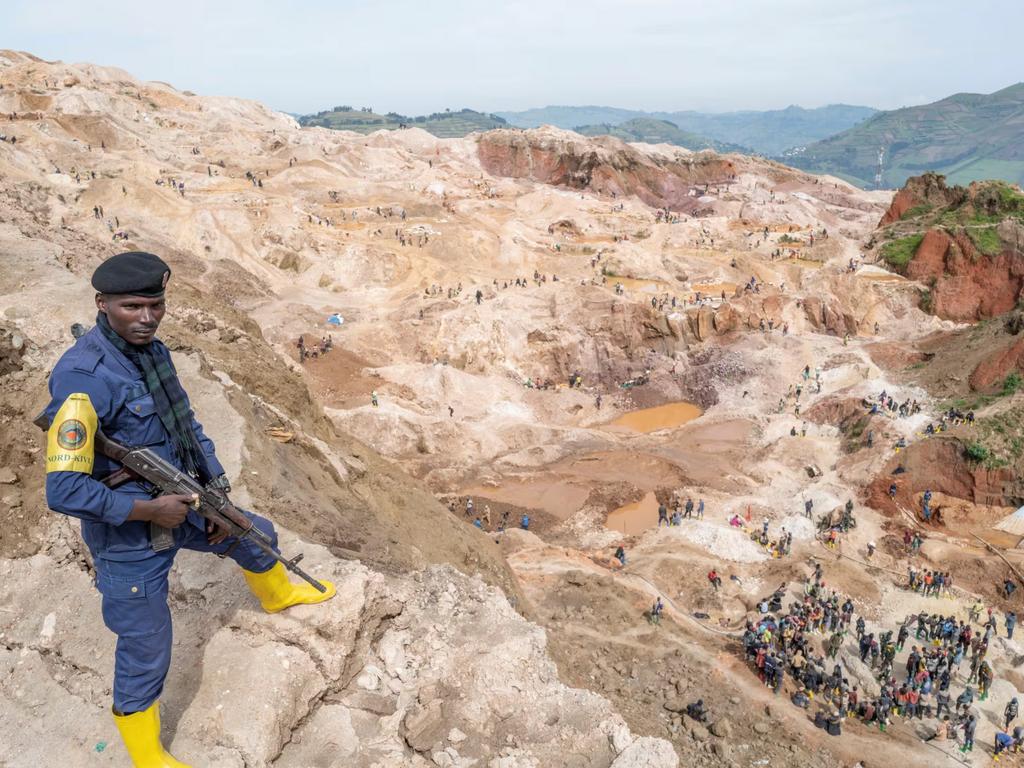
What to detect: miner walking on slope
<box><xmin>41</xmin><ymin>252</ymin><xmax>336</xmax><ymax>767</ymax></box>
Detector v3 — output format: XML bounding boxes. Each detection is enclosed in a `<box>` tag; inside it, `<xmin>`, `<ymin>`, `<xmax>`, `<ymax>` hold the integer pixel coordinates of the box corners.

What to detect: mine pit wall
<box><xmin>906</xmin><ymin>228</ymin><xmax>1024</xmax><ymax>321</ymax></box>
<box><xmin>477</xmin><ymin>130</ymin><xmax>737</xmax><ymax>212</ymax></box>
<box><xmin>867</xmin><ymin>437</ymin><xmax>1018</xmax><ymax>513</ymax></box>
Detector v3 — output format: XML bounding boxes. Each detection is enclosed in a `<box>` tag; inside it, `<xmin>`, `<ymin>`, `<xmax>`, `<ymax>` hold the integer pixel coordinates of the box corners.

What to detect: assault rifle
<box><xmin>35</xmin><ymin>414</ymin><xmax>328</xmax><ymax>593</ymax></box>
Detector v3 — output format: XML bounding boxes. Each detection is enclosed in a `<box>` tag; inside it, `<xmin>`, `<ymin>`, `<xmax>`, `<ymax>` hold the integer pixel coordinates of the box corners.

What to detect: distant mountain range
<box><xmin>296</xmin><ymin>86</ymin><xmax>1024</xmax><ymax>190</ymax></box>
<box><xmin>574</xmin><ymin>118</ymin><xmax>752</xmax><ymax>154</ymax></box>
<box><xmin>785</xmin><ymin>83</ymin><xmax>1024</xmax><ymax>188</ymax></box>
<box><xmin>298</xmin><ymin>107</ymin><xmax>508</xmax><ymax>137</ymax></box>
<box><xmin>497</xmin><ymin>104</ymin><xmax>877</xmax><ymax>156</ymax></box>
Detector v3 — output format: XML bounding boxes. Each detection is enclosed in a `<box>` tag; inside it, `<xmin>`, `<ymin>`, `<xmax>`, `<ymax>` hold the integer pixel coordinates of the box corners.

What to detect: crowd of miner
<box><xmin>733</xmin><ymin>555</ymin><xmax>1022</xmax><ymax>759</ymax></box>
<box><xmin>618</xmin><ymin>330</ymin><xmax>1022</xmax><ymax>761</ymax></box>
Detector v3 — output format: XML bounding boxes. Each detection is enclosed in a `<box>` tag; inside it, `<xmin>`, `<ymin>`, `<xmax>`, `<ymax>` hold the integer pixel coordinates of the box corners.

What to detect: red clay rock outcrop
<box><xmin>866</xmin><ymin>437</ymin><xmax>1015</xmax><ymax>512</ymax></box>
<box><xmin>478</xmin><ymin>128</ymin><xmax>736</xmax><ymax>212</ymax></box>
<box><xmin>878</xmin><ymin>172</ymin><xmax>963</xmax><ymax>226</ymax></box>
<box><xmin>876</xmin><ymin>175</ymin><xmax>1024</xmax><ymax>321</ymax></box>
<box><xmin>968</xmin><ymin>335</ymin><xmax>1024</xmax><ymax>391</ymax></box>
<box><xmin>904</xmin><ymin>229</ymin><xmax>1024</xmax><ymax>321</ymax></box>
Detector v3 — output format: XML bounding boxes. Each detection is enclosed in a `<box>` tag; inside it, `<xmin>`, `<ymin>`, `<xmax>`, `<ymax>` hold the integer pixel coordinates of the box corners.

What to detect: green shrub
<box><xmin>965</xmin><ymin>441</ymin><xmax>990</xmax><ymax>463</ymax></box>
<box><xmin>1002</xmin><ymin>372</ymin><xmax>1022</xmax><ymax>396</ymax></box>
<box><xmin>881</xmin><ymin>234</ymin><xmax>924</xmax><ymax>272</ymax></box>
<box><xmin>967</xmin><ymin>226</ymin><xmax>1003</xmax><ymax>256</ymax></box>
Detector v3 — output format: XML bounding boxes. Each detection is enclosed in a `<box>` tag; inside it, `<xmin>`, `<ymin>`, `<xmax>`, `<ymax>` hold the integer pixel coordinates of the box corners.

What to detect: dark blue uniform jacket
<box><xmin>44</xmin><ymin>326</ymin><xmax>224</xmax><ymax>561</ymax></box>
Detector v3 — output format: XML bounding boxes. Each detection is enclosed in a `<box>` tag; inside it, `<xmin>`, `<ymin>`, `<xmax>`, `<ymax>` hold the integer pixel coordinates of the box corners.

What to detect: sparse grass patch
<box><xmin>920</xmin><ymin>288</ymin><xmax>933</xmax><ymax>313</ymax></box>
<box><xmin>940</xmin><ymin>393</ymin><xmax>996</xmax><ymax>412</ymax></box>
<box><xmin>999</xmin><ymin>185</ymin><xmax>1024</xmax><ymax>213</ymax></box>
<box><xmin>901</xmin><ymin>204</ymin><xmax>933</xmax><ymax>219</ymax></box>
<box><xmin>881</xmin><ymin>234</ymin><xmax>924</xmax><ymax>272</ymax></box>
<box><xmin>972</xmin><ymin>404</ymin><xmax>1024</xmax><ymax>468</ymax></box>
<box><xmin>967</xmin><ymin>225</ymin><xmax>1003</xmax><ymax>256</ymax></box>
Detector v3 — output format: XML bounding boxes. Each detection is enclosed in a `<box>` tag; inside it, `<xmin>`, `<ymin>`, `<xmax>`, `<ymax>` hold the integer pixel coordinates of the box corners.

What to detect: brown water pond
<box><xmin>607</xmin><ymin>402</ymin><xmax>703</xmax><ymax>434</ymax></box>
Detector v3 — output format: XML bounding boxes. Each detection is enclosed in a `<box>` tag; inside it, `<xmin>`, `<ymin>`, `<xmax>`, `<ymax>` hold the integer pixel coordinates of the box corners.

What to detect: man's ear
<box><xmin>95</xmin><ymin>293</ymin><xmax>106</xmax><ymax>312</ymax></box>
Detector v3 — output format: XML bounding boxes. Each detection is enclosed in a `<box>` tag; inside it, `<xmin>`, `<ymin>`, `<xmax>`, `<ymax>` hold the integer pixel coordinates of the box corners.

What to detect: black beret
<box><xmin>91</xmin><ymin>251</ymin><xmax>171</xmax><ymax>297</ymax></box>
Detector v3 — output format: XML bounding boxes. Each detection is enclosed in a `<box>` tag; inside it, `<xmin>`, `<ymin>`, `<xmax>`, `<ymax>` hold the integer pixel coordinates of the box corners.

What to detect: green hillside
<box><xmin>786</xmin><ymin>83</ymin><xmax>1024</xmax><ymax>189</ymax></box>
<box><xmin>573</xmin><ymin>118</ymin><xmax>752</xmax><ymax>154</ymax></box>
<box><xmin>298</xmin><ymin>106</ymin><xmax>509</xmax><ymax>138</ymax></box>
<box><xmin>498</xmin><ymin>104</ymin><xmax>876</xmax><ymax>155</ymax></box>
<box><xmin>658</xmin><ymin>104</ymin><xmax>876</xmax><ymax>156</ymax></box>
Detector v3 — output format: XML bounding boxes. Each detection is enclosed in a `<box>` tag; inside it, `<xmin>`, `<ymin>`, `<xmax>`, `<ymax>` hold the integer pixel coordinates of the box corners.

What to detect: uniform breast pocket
<box><xmin>121</xmin><ymin>393</ymin><xmax>164</xmax><ymax>445</ymax></box>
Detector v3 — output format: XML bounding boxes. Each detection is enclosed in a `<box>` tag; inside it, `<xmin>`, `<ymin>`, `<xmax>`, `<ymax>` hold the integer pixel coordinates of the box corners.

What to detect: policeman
<box><xmin>43</xmin><ymin>251</ymin><xmax>336</xmax><ymax>767</ymax></box>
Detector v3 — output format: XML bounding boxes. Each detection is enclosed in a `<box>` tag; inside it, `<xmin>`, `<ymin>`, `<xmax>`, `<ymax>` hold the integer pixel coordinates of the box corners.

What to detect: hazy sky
<box><xmin>6</xmin><ymin>0</ymin><xmax>1022</xmax><ymax>115</ymax></box>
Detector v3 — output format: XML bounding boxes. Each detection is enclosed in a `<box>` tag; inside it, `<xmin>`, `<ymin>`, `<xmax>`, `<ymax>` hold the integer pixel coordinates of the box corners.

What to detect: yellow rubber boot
<box><xmin>112</xmin><ymin>701</ymin><xmax>190</xmax><ymax>768</ymax></box>
<box><xmin>242</xmin><ymin>562</ymin><xmax>336</xmax><ymax>613</ymax></box>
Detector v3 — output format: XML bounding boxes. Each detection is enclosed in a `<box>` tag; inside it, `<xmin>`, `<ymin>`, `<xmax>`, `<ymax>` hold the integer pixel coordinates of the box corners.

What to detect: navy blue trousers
<box><xmin>94</xmin><ymin>511</ymin><xmax>278</xmax><ymax>713</ymax></box>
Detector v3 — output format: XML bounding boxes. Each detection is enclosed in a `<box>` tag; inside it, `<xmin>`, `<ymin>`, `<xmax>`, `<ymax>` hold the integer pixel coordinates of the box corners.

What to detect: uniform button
<box><xmin>131</xmin><ymin>586</ymin><xmax>139</xmax><ymax>593</ymax></box>
<box><xmin>135</xmin><ymin>406</ymin><xmax>141</xmax><ymax>412</ymax></box>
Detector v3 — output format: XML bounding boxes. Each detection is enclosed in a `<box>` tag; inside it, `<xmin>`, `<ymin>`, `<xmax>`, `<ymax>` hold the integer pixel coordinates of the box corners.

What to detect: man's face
<box><xmin>96</xmin><ymin>293</ymin><xmax>166</xmax><ymax>346</ymax></box>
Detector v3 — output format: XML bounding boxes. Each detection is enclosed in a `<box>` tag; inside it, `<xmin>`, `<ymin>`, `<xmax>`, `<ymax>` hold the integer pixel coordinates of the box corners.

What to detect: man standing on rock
<box><xmin>42</xmin><ymin>252</ymin><xmax>336</xmax><ymax>768</ymax></box>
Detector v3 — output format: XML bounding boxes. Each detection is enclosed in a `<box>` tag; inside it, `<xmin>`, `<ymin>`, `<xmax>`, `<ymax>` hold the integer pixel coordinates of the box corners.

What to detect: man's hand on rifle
<box><xmin>127</xmin><ymin>493</ymin><xmax>197</xmax><ymax>527</ymax></box>
<box><xmin>206</xmin><ymin>518</ymin><xmax>231</xmax><ymax>546</ymax></box>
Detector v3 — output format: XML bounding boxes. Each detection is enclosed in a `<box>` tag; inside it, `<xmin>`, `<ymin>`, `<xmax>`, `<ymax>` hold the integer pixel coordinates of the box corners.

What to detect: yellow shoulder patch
<box><xmin>46</xmin><ymin>393</ymin><xmax>97</xmax><ymax>474</ymax></box>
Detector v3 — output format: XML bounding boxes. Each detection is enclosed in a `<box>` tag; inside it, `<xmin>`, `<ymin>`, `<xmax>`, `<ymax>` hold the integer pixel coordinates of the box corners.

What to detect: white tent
<box><xmin>994</xmin><ymin>505</ymin><xmax>1024</xmax><ymax>537</ymax></box>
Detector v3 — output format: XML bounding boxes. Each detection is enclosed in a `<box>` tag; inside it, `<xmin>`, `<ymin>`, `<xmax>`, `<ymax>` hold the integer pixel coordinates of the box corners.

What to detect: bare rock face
<box><xmin>712</xmin><ymin>302</ymin><xmax>740</xmax><ymax>334</ymax></box>
<box><xmin>478</xmin><ymin>128</ymin><xmax>736</xmax><ymax>212</ymax></box>
<box><xmin>0</xmin><ymin>324</ymin><xmax>28</xmax><ymax>377</ymax></box>
<box><xmin>401</xmin><ymin>698</ymin><xmax>447</xmax><ymax>752</ymax></box>
<box><xmin>905</xmin><ymin>229</ymin><xmax>1024</xmax><ymax>321</ymax></box>
<box><xmin>0</xmin><ymin>530</ymin><xmax>676</xmax><ymax>767</ymax></box>
<box><xmin>695</xmin><ymin>305</ymin><xmax>714</xmax><ymax>341</ymax></box>
<box><xmin>866</xmin><ymin>437</ymin><xmax>1015</xmax><ymax>511</ymax></box>
<box><xmin>178</xmin><ymin>628</ymin><xmax>325</xmax><ymax>763</ymax></box>
<box><xmin>969</xmin><ymin>335</ymin><xmax>1024</xmax><ymax>391</ymax></box>
<box><xmin>610</xmin><ymin>737</ymin><xmax>679</xmax><ymax>768</ymax></box>
<box><xmin>802</xmin><ymin>296</ymin><xmax>855</xmax><ymax>336</ymax></box>
<box><xmin>802</xmin><ymin>296</ymin><xmax>825</xmax><ymax>329</ymax></box>
<box><xmin>878</xmin><ymin>172</ymin><xmax>962</xmax><ymax>226</ymax></box>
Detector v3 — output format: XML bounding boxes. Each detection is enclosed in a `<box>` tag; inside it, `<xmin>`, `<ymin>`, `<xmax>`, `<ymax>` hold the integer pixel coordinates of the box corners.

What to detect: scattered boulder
<box><xmin>663</xmin><ymin>697</ymin><xmax>687</xmax><ymax>713</ymax></box>
<box><xmin>610</xmin><ymin>737</ymin><xmax>679</xmax><ymax>768</ymax></box>
<box><xmin>709</xmin><ymin>719</ymin><xmax>732</xmax><ymax>738</ymax></box>
<box><xmin>403</xmin><ymin>699</ymin><xmax>447</xmax><ymax>753</ymax></box>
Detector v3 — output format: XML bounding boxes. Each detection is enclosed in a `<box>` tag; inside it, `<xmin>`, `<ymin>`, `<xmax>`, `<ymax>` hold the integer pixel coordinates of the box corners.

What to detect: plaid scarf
<box><xmin>97</xmin><ymin>311</ymin><xmax>210</xmax><ymax>481</ymax></box>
